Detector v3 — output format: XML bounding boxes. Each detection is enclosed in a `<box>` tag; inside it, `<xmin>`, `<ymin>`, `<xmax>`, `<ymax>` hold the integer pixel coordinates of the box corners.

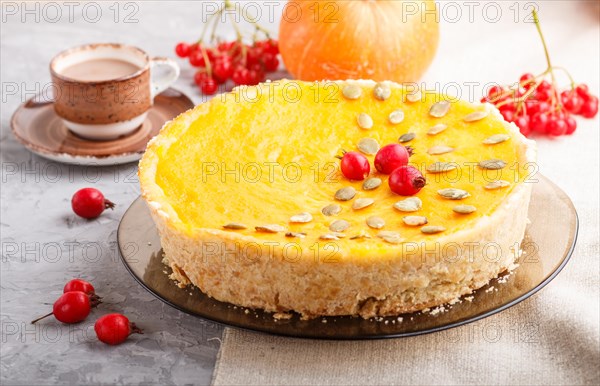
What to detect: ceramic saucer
<box><xmin>11</xmin><ymin>88</ymin><xmax>194</xmax><ymax>166</ymax></box>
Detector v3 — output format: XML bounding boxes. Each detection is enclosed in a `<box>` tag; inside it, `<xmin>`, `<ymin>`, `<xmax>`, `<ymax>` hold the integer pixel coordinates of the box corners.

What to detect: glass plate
<box><xmin>117</xmin><ymin>175</ymin><xmax>577</xmax><ymax>339</ymax></box>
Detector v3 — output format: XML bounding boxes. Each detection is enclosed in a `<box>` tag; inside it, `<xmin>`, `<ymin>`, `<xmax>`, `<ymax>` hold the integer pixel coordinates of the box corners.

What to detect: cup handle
<box><xmin>149</xmin><ymin>57</ymin><xmax>180</xmax><ymax>99</ymax></box>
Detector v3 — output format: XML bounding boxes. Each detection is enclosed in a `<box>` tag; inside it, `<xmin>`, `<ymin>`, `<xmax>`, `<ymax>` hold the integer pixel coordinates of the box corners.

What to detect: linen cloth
<box><xmin>212</xmin><ymin>2</ymin><xmax>600</xmax><ymax>385</ymax></box>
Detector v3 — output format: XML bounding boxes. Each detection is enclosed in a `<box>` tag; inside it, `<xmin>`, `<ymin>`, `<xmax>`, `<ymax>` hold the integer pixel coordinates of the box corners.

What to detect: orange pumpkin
<box><xmin>278</xmin><ymin>0</ymin><xmax>439</xmax><ymax>82</ymax></box>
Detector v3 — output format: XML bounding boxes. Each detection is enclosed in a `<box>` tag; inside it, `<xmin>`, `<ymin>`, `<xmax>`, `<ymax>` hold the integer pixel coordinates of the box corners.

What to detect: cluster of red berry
<box><xmin>482</xmin><ymin>9</ymin><xmax>599</xmax><ymax>138</ymax></box>
<box><xmin>483</xmin><ymin>77</ymin><xmax>598</xmax><ymax>137</ymax></box>
<box><xmin>340</xmin><ymin>144</ymin><xmax>426</xmax><ymax>196</ymax></box>
<box><xmin>175</xmin><ymin>39</ymin><xmax>280</xmax><ymax>95</ymax></box>
<box><xmin>32</xmin><ymin>279</ymin><xmax>141</xmax><ymax>345</ymax></box>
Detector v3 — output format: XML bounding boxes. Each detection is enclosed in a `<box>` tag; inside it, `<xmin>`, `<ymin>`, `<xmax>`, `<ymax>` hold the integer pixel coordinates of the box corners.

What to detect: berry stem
<box><xmin>31</xmin><ymin>312</ymin><xmax>53</xmax><ymax>324</ymax></box>
<box><xmin>532</xmin><ymin>9</ymin><xmax>561</xmax><ymax>109</ymax></box>
<box><xmin>130</xmin><ymin>323</ymin><xmax>144</xmax><ymax>335</ymax></box>
<box><xmin>532</xmin><ymin>10</ymin><xmax>553</xmax><ymax>75</ymax></box>
<box><xmin>209</xmin><ymin>10</ymin><xmax>223</xmax><ymax>43</ymax></box>
<box><xmin>104</xmin><ymin>199</ymin><xmax>115</xmax><ymax>210</ymax></box>
<box><xmin>224</xmin><ymin>0</ymin><xmax>271</xmax><ymax>39</ymax></box>
<box><xmin>200</xmin><ymin>46</ymin><xmax>213</xmax><ymax>77</ymax></box>
<box><xmin>551</xmin><ymin>66</ymin><xmax>577</xmax><ymax>89</ymax></box>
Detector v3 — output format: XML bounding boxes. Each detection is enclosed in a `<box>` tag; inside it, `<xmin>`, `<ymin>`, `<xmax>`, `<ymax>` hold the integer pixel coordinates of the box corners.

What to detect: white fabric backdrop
<box><xmin>212</xmin><ymin>1</ymin><xmax>599</xmax><ymax>385</ymax></box>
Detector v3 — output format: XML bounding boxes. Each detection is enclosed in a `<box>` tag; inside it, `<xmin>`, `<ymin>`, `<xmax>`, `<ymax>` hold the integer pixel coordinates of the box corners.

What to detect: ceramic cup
<box><xmin>50</xmin><ymin>43</ymin><xmax>180</xmax><ymax>140</ymax></box>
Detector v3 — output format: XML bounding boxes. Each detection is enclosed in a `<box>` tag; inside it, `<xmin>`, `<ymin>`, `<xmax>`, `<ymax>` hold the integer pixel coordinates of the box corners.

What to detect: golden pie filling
<box><xmin>140</xmin><ymin>80</ymin><xmax>536</xmax><ymax>319</ymax></box>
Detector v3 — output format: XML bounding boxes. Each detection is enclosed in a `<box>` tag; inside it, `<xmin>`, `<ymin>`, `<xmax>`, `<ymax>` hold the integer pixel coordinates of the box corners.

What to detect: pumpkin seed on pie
<box><xmin>438</xmin><ymin>188</ymin><xmax>470</xmax><ymax>200</ymax></box>
<box><xmin>427</xmin><ymin>124</ymin><xmax>448</xmax><ymax>135</ymax></box>
<box><xmin>388</xmin><ymin>109</ymin><xmax>405</xmax><ymax>124</ymax></box>
<box><xmin>484</xmin><ymin>180</ymin><xmax>511</xmax><ymax>190</ymax></box>
<box><xmin>352</xmin><ymin>198</ymin><xmax>374</xmax><ymax>210</ymax></box>
<box><xmin>357</xmin><ymin>138</ymin><xmax>380</xmax><ymax>155</ymax></box>
<box><xmin>362</xmin><ymin>177</ymin><xmax>382</xmax><ymax>191</ymax></box>
<box><xmin>463</xmin><ymin>110</ymin><xmax>489</xmax><ymax>122</ymax></box>
<box><xmin>289</xmin><ymin>212</ymin><xmax>313</xmax><ymax>223</ymax></box>
<box><xmin>453</xmin><ymin>205</ymin><xmax>477</xmax><ymax>214</ymax></box>
<box><xmin>427</xmin><ymin>145</ymin><xmax>454</xmax><ymax>155</ymax></box>
<box><xmin>357</xmin><ymin>113</ymin><xmax>374</xmax><ymax>129</ymax></box>
<box><xmin>255</xmin><ymin>224</ymin><xmax>286</xmax><ymax>233</ymax></box>
<box><xmin>429</xmin><ymin>101</ymin><xmax>451</xmax><ymax>118</ymax></box>
<box><xmin>366</xmin><ymin>216</ymin><xmax>385</xmax><ymax>229</ymax></box>
<box><xmin>322</xmin><ymin>204</ymin><xmax>342</xmax><ymax>216</ymax></box>
<box><xmin>483</xmin><ymin>134</ymin><xmax>511</xmax><ymax>145</ymax></box>
<box><xmin>427</xmin><ymin>162</ymin><xmax>457</xmax><ymax>173</ymax></box>
<box><xmin>405</xmin><ymin>90</ymin><xmax>422</xmax><ymax>102</ymax></box>
<box><xmin>377</xmin><ymin>231</ymin><xmax>403</xmax><ymax>244</ymax></box>
<box><xmin>479</xmin><ymin>159</ymin><xmax>507</xmax><ymax>170</ymax></box>
<box><xmin>335</xmin><ymin>187</ymin><xmax>356</xmax><ymax>201</ymax></box>
<box><xmin>342</xmin><ymin>84</ymin><xmax>362</xmax><ymax>100</ymax></box>
<box><xmin>402</xmin><ymin>216</ymin><xmax>428</xmax><ymax>226</ymax></box>
<box><xmin>421</xmin><ymin>225</ymin><xmax>446</xmax><ymax>234</ymax></box>
<box><xmin>374</xmin><ymin>83</ymin><xmax>391</xmax><ymax>101</ymax></box>
<box><xmin>223</xmin><ymin>223</ymin><xmax>248</xmax><ymax>230</ymax></box>
<box><xmin>286</xmin><ymin>232</ymin><xmax>307</xmax><ymax>238</ymax></box>
<box><xmin>393</xmin><ymin>197</ymin><xmax>422</xmax><ymax>212</ymax></box>
<box><xmin>329</xmin><ymin>219</ymin><xmax>350</xmax><ymax>232</ymax></box>
<box><xmin>398</xmin><ymin>132</ymin><xmax>416</xmax><ymax>143</ymax></box>
<box><xmin>350</xmin><ymin>230</ymin><xmax>372</xmax><ymax>240</ymax></box>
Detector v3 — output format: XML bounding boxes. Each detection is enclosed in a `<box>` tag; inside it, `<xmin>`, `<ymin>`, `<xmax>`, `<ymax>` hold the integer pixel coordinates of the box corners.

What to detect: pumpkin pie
<box><xmin>139</xmin><ymin>80</ymin><xmax>536</xmax><ymax>319</ymax></box>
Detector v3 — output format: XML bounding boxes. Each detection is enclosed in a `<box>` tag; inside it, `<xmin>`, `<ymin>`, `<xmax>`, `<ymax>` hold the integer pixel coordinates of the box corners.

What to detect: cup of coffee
<box><xmin>50</xmin><ymin>43</ymin><xmax>180</xmax><ymax>140</ymax></box>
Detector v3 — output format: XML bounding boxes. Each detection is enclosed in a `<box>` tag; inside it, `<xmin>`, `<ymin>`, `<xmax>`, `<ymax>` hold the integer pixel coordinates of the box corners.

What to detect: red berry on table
<box><xmin>487</xmin><ymin>85</ymin><xmax>504</xmax><ymax>100</ymax></box>
<box><xmin>245</xmin><ymin>47</ymin><xmax>262</xmax><ymax>67</ymax></box>
<box><xmin>499</xmin><ymin>102</ymin><xmax>516</xmax><ymax>113</ymax></box>
<box><xmin>95</xmin><ymin>313</ymin><xmax>142</xmax><ymax>345</ymax></box>
<box><xmin>388</xmin><ymin>166</ymin><xmax>426</xmax><ymax>196</ymax></box>
<box><xmin>565</xmin><ymin>114</ymin><xmax>577</xmax><ymax>135</ymax></box>
<box><xmin>374</xmin><ymin>144</ymin><xmax>412</xmax><ymax>175</ymax></box>
<box><xmin>64</xmin><ymin>279</ymin><xmax>95</xmax><ymax>295</ymax></box>
<box><xmin>200</xmin><ymin>77</ymin><xmax>218</xmax><ymax>95</ymax></box>
<box><xmin>212</xmin><ymin>74</ymin><xmax>227</xmax><ymax>85</ymax></box>
<box><xmin>514</xmin><ymin>115</ymin><xmax>531</xmax><ymax>136</ymax></box>
<box><xmin>547</xmin><ymin>114</ymin><xmax>567</xmax><ymax>136</ymax></box>
<box><xmin>575</xmin><ymin>84</ymin><xmax>589</xmax><ymax>99</ymax></box>
<box><xmin>71</xmin><ymin>188</ymin><xmax>115</xmax><ymax>219</ymax></box>
<box><xmin>175</xmin><ymin>42</ymin><xmax>191</xmax><ymax>58</ymax></box>
<box><xmin>560</xmin><ymin>90</ymin><xmax>583</xmax><ymax>114</ymax></box>
<box><xmin>340</xmin><ymin>151</ymin><xmax>370</xmax><ymax>180</ymax></box>
<box><xmin>52</xmin><ymin>291</ymin><xmax>91</xmax><ymax>324</ymax></box>
<box><xmin>579</xmin><ymin>95</ymin><xmax>599</xmax><ymax>118</ymax></box>
<box><xmin>526</xmin><ymin>100</ymin><xmax>550</xmax><ymax>116</ymax></box>
<box><xmin>530</xmin><ymin>112</ymin><xmax>549</xmax><ymax>134</ymax></box>
<box><xmin>246</xmin><ymin>62</ymin><xmax>262</xmax><ymax>73</ymax></box>
<box><xmin>217</xmin><ymin>41</ymin><xmax>235</xmax><ymax>52</ymax></box>
<box><xmin>232</xmin><ymin>66</ymin><xmax>250</xmax><ymax>85</ymax></box>
<box><xmin>519</xmin><ymin>73</ymin><xmax>535</xmax><ymax>90</ymax></box>
<box><xmin>500</xmin><ymin>109</ymin><xmax>515</xmax><ymax>123</ymax></box>
<box><xmin>263</xmin><ymin>53</ymin><xmax>280</xmax><ymax>72</ymax></box>
<box><xmin>536</xmin><ymin>88</ymin><xmax>553</xmax><ymax>102</ymax></box>
<box><xmin>263</xmin><ymin>39</ymin><xmax>279</xmax><ymax>55</ymax></box>
<box><xmin>31</xmin><ymin>286</ymin><xmax>101</xmax><ymax>324</ymax></box>
<box><xmin>194</xmin><ymin>71</ymin><xmax>210</xmax><ymax>86</ymax></box>
<box><xmin>537</xmin><ymin>80</ymin><xmax>552</xmax><ymax>92</ymax></box>
<box><xmin>205</xmin><ymin>48</ymin><xmax>217</xmax><ymax>62</ymax></box>
<box><xmin>213</xmin><ymin>58</ymin><xmax>234</xmax><ymax>81</ymax></box>
<box><xmin>248</xmin><ymin>69</ymin><xmax>265</xmax><ymax>85</ymax></box>
<box><xmin>189</xmin><ymin>51</ymin><xmax>206</xmax><ymax>67</ymax></box>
